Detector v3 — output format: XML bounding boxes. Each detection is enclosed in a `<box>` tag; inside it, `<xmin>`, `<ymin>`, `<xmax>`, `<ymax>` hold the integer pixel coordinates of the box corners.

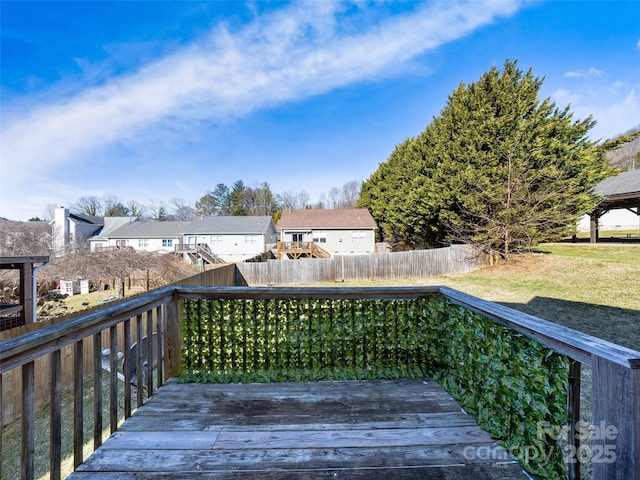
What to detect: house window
<box><xmin>211</xmin><ymin>236</ymin><xmax>223</xmax><ymax>244</ymax></box>
<box><xmin>162</xmin><ymin>239</ymin><xmax>173</xmax><ymax>247</ymax></box>
<box><xmin>245</xmin><ymin>235</ymin><xmax>258</xmax><ymax>245</ymax></box>
<box><xmin>312</xmin><ymin>231</ymin><xmax>327</xmax><ymax>243</ymax></box>
<box><xmin>115</xmin><ymin>240</ymin><xmax>127</xmax><ymax>248</ymax></box>
<box><xmin>138</xmin><ymin>239</ymin><xmax>149</xmax><ymax>248</ymax></box>
<box><xmin>352</xmin><ymin>231</ymin><xmax>366</xmax><ymax>243</ymax></box>
<box><xmin>292</xmin><ymin>233</ymin><xmax>304</xmax><ymax>243</ymax></box>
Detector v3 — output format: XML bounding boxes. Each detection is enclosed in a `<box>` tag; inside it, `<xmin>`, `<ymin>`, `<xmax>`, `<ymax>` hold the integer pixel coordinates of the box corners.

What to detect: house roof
<box><xmin>105</xmin><ymin>216</ymin><xmax>274</xmax><ymax>239</ymax></box>
<box><xmin>69</xmin><ymin>213</ymin><xmax>103</xmax><ymax>226</ymax></box>
<box><xmin>89</xmin><ymin>217</ymin><xmax>138</xmax><ymax>241</ymax></box>
<box><xmin>276</xmin><ymin>209</ymin><xmax>377</xmax><ymax>231</ymax></box>
<box><xmin>185</xmin><ymin>216</ymin><xmax>274</xmax><ymax>235</ymax></box>
<box><xmin>108</xmin><ymin>221</ymin><xmax>189</xmax><ymax>239</ymax></box>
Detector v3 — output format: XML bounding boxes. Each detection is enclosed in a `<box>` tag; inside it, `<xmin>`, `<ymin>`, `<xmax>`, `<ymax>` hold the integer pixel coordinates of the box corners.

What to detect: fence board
<box><xmin>236</xmin><ymin>245</ymin><xmax>486</xmax><ymax>285</ymax></box>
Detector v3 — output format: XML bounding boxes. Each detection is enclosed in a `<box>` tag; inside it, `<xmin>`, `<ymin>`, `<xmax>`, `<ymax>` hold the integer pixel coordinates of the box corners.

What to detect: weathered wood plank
<box><xmin>592</xmin><ymin>355</ymin><xmax>640</xmax><ymax>478</ymax></box>
<box><xmin>73</xmin><ymin>444</ymin><xmax>516</xmax><ymax>472</ymax></box>
<box><xmin>154</xmin><ymin>378</ymin><xmax>449</xmax><ymax>397</ymax></box>
<box><xmin>100</xmin><ymin>431</ymin><xmax>220</xmax><ymax>450</ymax></box>
<box><xmin>118</xmin><ymin>411</ymin><xmax>477</xmax><ymax>432</ymax></box>
<box><xmin>68</xmin><ymin>463</ymin><xmax>529</xmax><ymax>480</ymax></box>
<box><xmin>213</xmin><ymin>425</ymin><xmax>493</xmax><ymax>449</ymax></box>
<box><xmin>68</xmin><ymin>379</ymin><xmax>529</xmax><ymax>479</ymax></box>
<box><xmin>101</xmin><ymin>425</ymin><xmax>491</xmax><ymax>450</ymax></box>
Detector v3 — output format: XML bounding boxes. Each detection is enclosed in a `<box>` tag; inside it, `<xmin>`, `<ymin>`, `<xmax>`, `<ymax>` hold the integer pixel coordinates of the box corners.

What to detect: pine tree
<box><xmin>359</xmin><ymin>60</ymin><xmax>614</xmax><ymax>257</ymax></box>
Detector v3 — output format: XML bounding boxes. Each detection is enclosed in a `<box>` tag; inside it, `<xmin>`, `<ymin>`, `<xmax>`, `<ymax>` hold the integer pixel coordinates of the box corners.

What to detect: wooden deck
<box><xmin>68</xmin><ymin>378</ymin><xmax>529</xmax><ymax>479</ymax></box>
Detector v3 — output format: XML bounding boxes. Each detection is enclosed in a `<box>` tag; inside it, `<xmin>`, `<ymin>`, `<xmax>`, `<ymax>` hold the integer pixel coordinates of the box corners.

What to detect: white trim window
<box><xmin>211</xmin><ymin>236</ymin><xmax>223</xmax><ymax>245</ymax></box>
<box><xmin>138</xmin><ymin>239</ymin><xmax>149</xmax><ymax>248</ymax></box>
<box><xmin>162</xmin><ymin>239</ymin><xmax>173</xmax><ymax>247</ymax></box>
<box><xmin>245</xmin><ymin>235</ymin><xmax>259</xmax><ymax>245</ymax></box>
<box><xmin>312</xmin><ymin>231</ymin><xmax>327</xmax><ymax>243</ymax></box>
<box><xmin>351</xmin><ymin>231</ymin><xmax>366</xmax><ymax>244</ymax></box>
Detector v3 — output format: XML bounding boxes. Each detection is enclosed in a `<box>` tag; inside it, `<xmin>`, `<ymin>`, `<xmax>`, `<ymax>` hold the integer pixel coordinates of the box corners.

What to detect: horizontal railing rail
<box><xmin>1</xmin><ymin>285</ymin><xmax>639</xmax><ymax>479</ymax></box>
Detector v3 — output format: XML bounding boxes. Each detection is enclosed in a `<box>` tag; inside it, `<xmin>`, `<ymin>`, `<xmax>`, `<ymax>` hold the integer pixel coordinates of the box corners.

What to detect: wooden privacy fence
<box><xmin>2</xmin><ymin>285</ymin><xmax>640</xmax><ymax>479</ymax></box>
<box><xmin>236</xmin><ymin>244</ymin><xmax>488</xmax><ymax>285</ymax></box>
<box><xmin>171</xmin><ymin>263</ymin><xmax>236</xmax><ymax>287</ymax></box>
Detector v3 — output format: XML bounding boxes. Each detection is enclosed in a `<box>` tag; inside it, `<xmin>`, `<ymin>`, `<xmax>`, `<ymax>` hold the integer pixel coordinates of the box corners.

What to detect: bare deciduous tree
<box><xmin>143</xmin><ymin>200</ymin><xmax>168</xmax><ymax>221</ymax></box>
<box><xmin>73</xmin><ymin>196</ymin><xmax>103</xmax><ymax>216</ymax></box>
<box><xmin>340</xmin><ymin>180</ymin><xmax>360</xmax><ymax>209</ymax></box>
<box><xmin>169</xmin><ymin>197</ymin><xmax>196</xmax><ymax>221</ymax></box>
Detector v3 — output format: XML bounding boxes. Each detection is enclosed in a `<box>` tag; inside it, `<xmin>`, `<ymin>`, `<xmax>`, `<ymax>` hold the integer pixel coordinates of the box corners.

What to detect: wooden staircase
<box><xmin>175</xmin><ymin>243</ymin><xmax>225</xmax><ymax>265</ymax></box>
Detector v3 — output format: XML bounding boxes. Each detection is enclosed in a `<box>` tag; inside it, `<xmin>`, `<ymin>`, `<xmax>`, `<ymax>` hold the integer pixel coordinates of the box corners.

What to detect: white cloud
<box><xmin>1</xmin><ymin>0</ymin><xmax>523</xmax><ymax>181</ymax></box>
<box><xmin>553</xmin><ymin>84</ymin><xmax>640</xmax><ymax>140</ymax></box>
<box><xmin>563</xmin><ymin>67</ymin><xmax>604</xmax><ymax>79</ymax></box>
<box><xmin>636</xmin><ymin>38</ymin><xmax>640</xmax><ymax>49</ymax></box>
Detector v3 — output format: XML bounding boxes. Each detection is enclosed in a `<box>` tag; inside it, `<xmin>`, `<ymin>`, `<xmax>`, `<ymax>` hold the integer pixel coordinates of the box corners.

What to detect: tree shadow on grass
<box><xmin>500</xmin><ymin>297</ymin><xmax>640</xmax><ymax>351</ymax></box>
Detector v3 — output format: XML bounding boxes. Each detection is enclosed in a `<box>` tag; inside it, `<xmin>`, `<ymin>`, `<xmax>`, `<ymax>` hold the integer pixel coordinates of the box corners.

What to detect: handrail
<box><xmin>2</xmin><ymin>285</ymin><xmax>640</xmax><ymax>479</ymax></box>
<box><xmin>0</xmin><ymin>287</ymin><xmax>175</xmax><ymax>374</ymax></box>
<box><xmin>439</xmin><ymin>287</ymin><xmax>640</xmax><ymax>369</ymax></box>
<box><xmin>175</xmin><ymin>285</ymin><xmax>640</xmax><ymax>369</ymax></box>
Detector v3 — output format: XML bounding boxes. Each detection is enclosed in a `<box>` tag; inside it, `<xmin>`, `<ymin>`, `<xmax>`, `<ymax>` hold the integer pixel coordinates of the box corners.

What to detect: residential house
<box><xmin>95</xmin><ymin>220</ymin><xmax>186</xmax><ymax>254</ymax></box>
<box><xmin>52</xmin><ymin>207</ymin><xmax>106</xmax><ymax>257</ymax></box>
<box><xmin>52</xmin><ymin>207</ymin><xmax>277</xmax><ymax>264</ymax></box>
<box><xmin>88</xmin><ymin>216</ymin><xmax>138</xmax><ymax>252</ymax></box>
<box><xmin>276</xmin><ymin>209</ymin><xmax>377</xmax><ymax>258</ymax></box>
<box><xmin>181</xmin><ymin>216</ymin><xmax>276</xmax><ymax>263</ymax></box>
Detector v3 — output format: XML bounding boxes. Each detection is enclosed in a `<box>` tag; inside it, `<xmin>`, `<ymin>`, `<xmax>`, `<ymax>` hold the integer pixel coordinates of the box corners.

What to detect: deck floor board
<box><xmin>68</xmin><ymin>379</ymin><xmax>529</xmax><ymax>479</ymax></box>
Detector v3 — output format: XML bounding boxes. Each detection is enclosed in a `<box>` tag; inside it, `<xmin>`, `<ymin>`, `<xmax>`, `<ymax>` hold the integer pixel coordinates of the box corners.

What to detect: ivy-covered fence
<box><xmin>181</xmin><ymin>294</ymin><xmax>567</xmax><ymax>478</ymax></box>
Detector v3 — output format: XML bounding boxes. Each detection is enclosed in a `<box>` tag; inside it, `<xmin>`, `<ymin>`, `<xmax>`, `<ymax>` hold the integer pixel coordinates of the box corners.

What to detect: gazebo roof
<box><xmin>593</xmin><ymin>169</ymin><xmax>640</xmax><ymax>213</ymax></box>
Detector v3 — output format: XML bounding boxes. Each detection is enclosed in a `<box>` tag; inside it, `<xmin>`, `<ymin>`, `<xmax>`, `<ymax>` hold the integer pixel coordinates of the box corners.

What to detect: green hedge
<box><xmin>179</xmin><ymin>295</ymin><xmax>567</xmax><ymax>479</ymax></box>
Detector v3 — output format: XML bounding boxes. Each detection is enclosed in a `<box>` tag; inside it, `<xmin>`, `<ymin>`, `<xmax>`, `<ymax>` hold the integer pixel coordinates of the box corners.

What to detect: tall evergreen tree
<box><xmin>359</xmin><ymin>60</ymin><xmax>614</xmax><ymax>257</ymax></box>
<box><xmin>212</xmin><ymin>183</ymin><xmax>232</xmax><ymax>216</ymax></box>
<box><xmin>230</xmin><ymin>180</ymin><xmax>247</xmax><ymax>216</ymax></box>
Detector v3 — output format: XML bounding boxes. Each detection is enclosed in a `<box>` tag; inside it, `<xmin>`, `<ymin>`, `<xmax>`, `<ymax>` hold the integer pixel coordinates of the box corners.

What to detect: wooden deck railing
<box><xmin>1</xmin><ymin>286</ymin><xmax>639</xmax><ymax>479</ymax></box>
<box><xmin>276</xmin><ymin>241</ymin><xmax>331</xmax><ymax>259</ymax></box>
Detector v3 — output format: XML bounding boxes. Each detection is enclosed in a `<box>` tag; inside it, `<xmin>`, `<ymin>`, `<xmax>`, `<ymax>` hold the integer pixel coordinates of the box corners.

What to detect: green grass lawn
<box><xmin>573</xmin><ymin>228</ymin><xmax>640</xmax><ymax>239</ymax></box>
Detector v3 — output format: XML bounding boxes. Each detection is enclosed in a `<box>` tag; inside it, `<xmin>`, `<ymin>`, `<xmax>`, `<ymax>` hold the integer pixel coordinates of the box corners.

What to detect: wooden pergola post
<box><xmin>0</xmin><ymin>256</ymin><xmax>49</xmax><ymax>328</ymax></box>
<box><xmin>590</xmin><ymin>211</ymin><xmax>600</xmax><ymax>244</ymax></box>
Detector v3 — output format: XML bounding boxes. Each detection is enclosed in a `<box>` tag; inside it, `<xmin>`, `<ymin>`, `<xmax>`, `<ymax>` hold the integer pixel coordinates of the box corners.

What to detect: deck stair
<box><xmin>175</xmin><ymin>243</ymin><xmax>225</xmax><ymax>265</ymax></box>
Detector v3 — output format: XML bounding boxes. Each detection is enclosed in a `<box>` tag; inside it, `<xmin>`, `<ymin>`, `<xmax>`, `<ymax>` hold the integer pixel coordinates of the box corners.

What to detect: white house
<box><xmin>88</xmin><ymin>216</ymin><xmax>138</xmax><ymax>252</ymax></box>
<box><xmin>80</xmin><ymin>215</ymin><xmax>275</xmax><ymax>264</ymax></box>
<box><xmin>182</xmin><ymin>216</ymin><xmax>276</xmax><ymax>262</ymax></box>
<box><xmin>276</xmin><ymin>209</ymin><xmax>377</xmax><ymax>257</ymax></box>
<box><xmin>97</xmin><ymin>220</ymin><xmax>186</xmax><ymax>254</ymax></box>
<box><xmin>52</xmin><ymin>207</ymin><xmax>105</xmax><ymax>257</ymax></box>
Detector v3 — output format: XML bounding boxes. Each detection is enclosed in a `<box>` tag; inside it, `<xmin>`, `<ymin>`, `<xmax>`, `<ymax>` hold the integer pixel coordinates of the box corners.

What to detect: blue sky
<box><xmin>1</xmin><ymin>0</ymin><xmax>639</xmax><ymax>221</ymax></box>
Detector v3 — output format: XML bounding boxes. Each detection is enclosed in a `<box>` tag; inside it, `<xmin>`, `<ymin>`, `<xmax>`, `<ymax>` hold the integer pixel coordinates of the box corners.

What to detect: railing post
<box><xmin>567</xmin><ymin>360</ymin><xmax>581</xmax><ymax>480</ymax></box>
<box><xmin>591</xmin><ymin>355</ymin><xmax>640</xmax><ymax>479</ymax></box>
<box><xmin>165</xmin><ymin>292</ymin><xmax>183</xmax><ymax>378</ymax></box>
<box><xmin>51</xmin><ymin>349</ymin><xmax>62</xmax><ymax>480</ymax></box>
<box><xmin>93</xmin><ymin>332</ymin><xmax>103</xmax><ymax>450</ymax></box>
<box><xmin>73</xmin><ymin>340</ymin><xmax>83</xmax><ymax>469</ymax></box>
<box><xmin>22</xmin><ymin>361</ymin><xmax>35</xmax><ymax>480</ymax></box>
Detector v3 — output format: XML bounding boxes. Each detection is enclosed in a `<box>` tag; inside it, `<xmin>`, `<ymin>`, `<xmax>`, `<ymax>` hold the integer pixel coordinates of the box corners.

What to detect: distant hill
<box><xmin>605</xmin><ymin>127</ymin><xmax>640</xmax><ymax>171</ymax></box>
